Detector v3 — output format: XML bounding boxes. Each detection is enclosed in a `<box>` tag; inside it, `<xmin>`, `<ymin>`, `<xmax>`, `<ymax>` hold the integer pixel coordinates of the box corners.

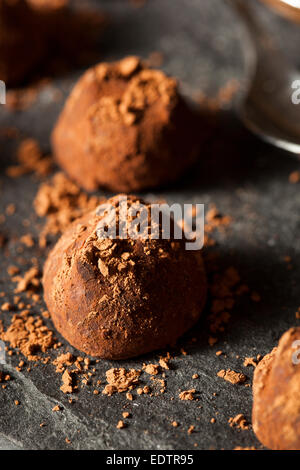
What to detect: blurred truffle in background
<box><xmin>52</xmin><ymin>56</ymin><xmax>212</xmax><ymax>193</ymax></box>
<box><xmin>0</xmin><ymin>0</ymin><xmax>46</xmax><ymax>86</ymax></box>
<box><xmin>0</xmin><ymin>0</ymin><xmax>106</xmax><ymax>87</ymax></box>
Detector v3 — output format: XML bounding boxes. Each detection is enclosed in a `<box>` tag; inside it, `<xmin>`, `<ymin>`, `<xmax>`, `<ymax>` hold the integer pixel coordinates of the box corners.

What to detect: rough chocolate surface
<box><xmin>43</xmin><ymin>196</ymin><xmax>207</xmax><ymax>359</ymax></box>
<box><xmin>252</xmin><ymin>328</ymin><xmax>300</xmax><ymax>450</ymax></box>
<box><xmin>0</xmin><ymin>0</ymin><xmax>300</xmax><ymax>451</ymax></box>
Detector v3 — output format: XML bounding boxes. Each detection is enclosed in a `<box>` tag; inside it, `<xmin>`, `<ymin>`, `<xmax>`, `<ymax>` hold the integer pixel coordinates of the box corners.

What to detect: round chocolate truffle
<box><xmin>252</xmin><ymin>327</ymin><xmax>300</xmax><ymax>450</ymax></box>
<box><xmin>52</xmin><ymin>57</ymin><xmax>203</xmax><ymax>193</ymax></box>
<box><xmin>43</xmin><ymin>195</ymin><xmax>207</xmax><ymax>359</ymax></box>
<box><xmin>0</xmin><ymin>0</ymin><xmax>45</xmax><ymax>86</ymax></box>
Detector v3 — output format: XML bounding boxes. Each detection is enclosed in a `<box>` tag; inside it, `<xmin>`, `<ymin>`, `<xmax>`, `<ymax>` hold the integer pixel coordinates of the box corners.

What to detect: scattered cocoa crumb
<box><xmin>159</xmin><ymin>358</ymin><xmax>170</xmax><ymax>370</ymax></box>
<box><xmin>6</xmin><ymin>139</ymin><xmax>53</xmax><ymax>179</ymax></box>
<box><xmin>53</xmin><ymin>352</ymin><xmax>73</xmax><ymax>373</ymax></box>
<box><xmin>34</xmin><ymin>172</ymin><xmax>102</xmax><ymax>247</ymax></box>
<box><xmin>179</xmin><ymin>389</ymin><xmax>196</xmax><ymax>401</ymax></box>
<box><xmin>144</xmin><ymin>364</ymin><xmax>159</xmax><ymax>375</ymax></box>
<box><xmin>20</xmin><ymin>234</ymin><xmax>34</xmax><ymax>248</ymax></box>
<box><xmin>217</xmin><ymin>369</ymin><xmax>246</xmax><ymax>385</ymax></box>
<box><xmin>102</xmin><ymin>368</ymin><xmax>141</xmax><ymax>395</ymax></box>
<box><xmin>228</xmin><ymin>414</ymin><xmax>249</xmax><ymax>430</ymax></box>
<box><xmin>1</xmin><ymin>302</ymin><xmax>11</xmax><ymax>312</ymax></box>
<box><xmin>243</xmin><ymin>357</ymin><xmax>258</xmax><ymax>368</ymax></box>
<box><xmin>116</xmin><ymin>420</ymin><xmax>126</xmax><ymax>429</ymax></box>
<box><xmin>60</xmin><ymin>370</ymin><xmax>73</xmax><ymax>394</ymax></box>
<box><xmin>0</xmin><ymin>309</ymin><xmax>55</xmax><ymax>361</ymax></box>
<box><xmin>188</xmin><ymin>425</ymin><xmax>195</xmax><ymax>434</ymax></box>
<box><xmin>13</xmin><ymin>266</ymin><xmax>40</xmax><ymax>293</ymax></box>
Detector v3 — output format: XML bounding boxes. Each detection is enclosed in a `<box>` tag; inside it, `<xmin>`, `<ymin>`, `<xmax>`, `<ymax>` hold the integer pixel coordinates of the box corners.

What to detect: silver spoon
<box><xmin>228</xmin><ymin>0</ymin><xmax>300</xmax><ymax>154</ymax></box>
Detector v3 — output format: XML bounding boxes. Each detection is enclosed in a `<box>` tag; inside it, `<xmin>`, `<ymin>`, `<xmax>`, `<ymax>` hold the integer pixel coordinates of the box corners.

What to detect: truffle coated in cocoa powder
<box><xmin>51</xmin><ymin>57</ymin><xmax>206</xmax><ymax>193</ymax></box>
<box><xmin>42</xmin><ymin>195</ymin><xmax>207</xmax><ymax>359</ymax></box>
<box><xmin>252</xmin><ymin>327</ymin><xmax>300</xmax><ymax>450</ymax></box>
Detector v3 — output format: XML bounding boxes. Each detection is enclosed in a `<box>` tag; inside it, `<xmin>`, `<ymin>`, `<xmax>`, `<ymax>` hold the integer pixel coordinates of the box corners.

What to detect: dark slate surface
<box><xmin>0</xmin><ymin>0</ymin><xmax>300</xmax><ymax>450</ymax></box>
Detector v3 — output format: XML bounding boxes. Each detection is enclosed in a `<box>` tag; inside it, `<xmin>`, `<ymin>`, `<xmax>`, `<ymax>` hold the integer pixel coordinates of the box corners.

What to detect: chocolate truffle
<box><xmin>252</xmin><ymin>327</ymin><xmax>300</xmax><ymax>450</ymax></box>
<box><xmin>52</xmin><ymin>57</ymin><xmax>203</xmax><ymax>193</ymax></box>
<box><xmin>0</xmin><ymin>0</ymin><xmax>45</xmax><ymax>86</ymax></box>
<box><xmin>43</xmin><ymin>195</ymin><xmax>207</xmax><ymax>359</ymax></box>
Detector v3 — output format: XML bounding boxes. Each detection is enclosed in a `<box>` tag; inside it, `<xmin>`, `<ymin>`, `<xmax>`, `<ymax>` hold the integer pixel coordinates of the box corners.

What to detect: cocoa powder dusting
<box><xmin>102</xmin><ymin>368</ymin><xmax>141</xmax><ymax>396</ymax></box>
<box><xmin>34</xmin><ymin>172</ymin><xmax>102</xmax><ymax>246</ymax></box>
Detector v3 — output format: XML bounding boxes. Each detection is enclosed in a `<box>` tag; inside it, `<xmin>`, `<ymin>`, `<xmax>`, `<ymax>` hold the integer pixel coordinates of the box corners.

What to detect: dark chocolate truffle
<box><xmin>252</xmin><ymin>327</ymin><xmax>300</xmax><ymax>450</ymax></box>
<box><xmin>43</xmin><ymin>195</ymin><xmax>207</xmax><ymax>359</ymax></box>
<box><xmin>52</xmin><ymin>57</ymin><xmax>203</xmax><ymax>193</ymax></box>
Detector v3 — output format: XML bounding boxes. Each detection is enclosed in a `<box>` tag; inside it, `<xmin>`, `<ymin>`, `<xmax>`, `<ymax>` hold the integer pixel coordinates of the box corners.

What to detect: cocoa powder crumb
<box><xmin>217</xmin><ymin>369</ymin><xmax>246</xmax><ymax>385</ymax></box>
<box><xmin>243</xmin><ymin>357</ymin><xmax>258</xmax><ymax>368</ymax></box>
<box><xmin>179</xmin><ymin>389</ymin><xmax>196</xmax><ymax>401</ymax></box>
<box><xmin>102</xmin><ymin>368</ymin><xmax>141</xmax><ymax>395</ymax></box>
<box><xmin>1</xmin><ymin>302</ymin><xmax>11</xmax><ymax>312</ymax></box>
<box><xmin>144</xmin><ymin>364</ymin><xmax>159</xmax><ymax>375</ymax></box>
<box><xmin>0</xmin><ymin>310</ymin><xmax>55</xmax><ymax>361</ymax></box>
<box><xmin>116</xmin><ymin>420</ymin><xmax>126</xmax><ymax>429</ymax></box>
<box><xmin>159</xmin><ymin>357</ymin><xmax>170</xmax><ymax>370</ymax></box>
<box><xmin>188</xmin><ymin>425</ymin><xmax>195</xmax><ymax>434</ymax></box>
<box><xmin>34</xmin><ymin>172</ymin><xmax>102</xmax><ymax>247</ymax></box>
<box><xmin>60</xmin><ymin>370</ymin><xmax>73</xmax><ymax>394</ymax></box>
<box><xmin>13</xmin><ymin>266</ymin><xmax>40</xmax><ymax>293</ymax></box>
<box><xmin>228</xmin><ymin>414</ymin><xmax>249</xmax><ymax>430</ymax></box>
<box><xmin>53</xmin><ymin>352</ymin><xmax>73</xmax><ymax>373</ymax></box>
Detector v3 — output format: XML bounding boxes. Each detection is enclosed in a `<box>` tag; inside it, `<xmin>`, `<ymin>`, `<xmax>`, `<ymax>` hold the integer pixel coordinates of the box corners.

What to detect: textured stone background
<box><xmin>0</xmin><ymin>0</ymin><xmax>299</xmax><ymax>450</ymax></box>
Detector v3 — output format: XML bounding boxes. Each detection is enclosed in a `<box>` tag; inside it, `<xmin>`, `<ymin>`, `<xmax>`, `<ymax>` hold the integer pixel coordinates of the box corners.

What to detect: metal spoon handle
<box><xmin>260</xmin><ymin>0</ymin><xmax>300</xmax><ymax>23</ymax></box>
